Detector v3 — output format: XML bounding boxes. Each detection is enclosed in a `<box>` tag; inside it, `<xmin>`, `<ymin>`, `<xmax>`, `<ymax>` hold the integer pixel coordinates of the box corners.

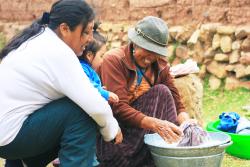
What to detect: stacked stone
<box><xmin>0</xmin><ymin>21</ymin><xmax>249</xmax><ymax>90</ymax></box>
<box><xmin>99</xmin><ymin>23</ymin><xmax>250</xmax><ymax>90</ymax></box>
<box><xmin>167</xmin><ymin>24</ymin><xmax>250</xmax><ymax>90</ymax></box>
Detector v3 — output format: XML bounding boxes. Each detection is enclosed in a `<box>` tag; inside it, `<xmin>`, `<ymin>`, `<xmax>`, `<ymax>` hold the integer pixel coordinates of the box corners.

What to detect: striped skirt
<box><xmin>96</xmin><ymin>84</ymin><xmax>178</xmax><ymax>167</ymax></box>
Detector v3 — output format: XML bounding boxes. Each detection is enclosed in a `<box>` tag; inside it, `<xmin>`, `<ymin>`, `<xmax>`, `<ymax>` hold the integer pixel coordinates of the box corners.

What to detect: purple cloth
<box><xmin>178</xmin><ymin>123</ymin><xmax>209</xmax><ymax>147</ymax></box>
<box><xmin>97</xmin><ymin>84</ymin><xmax>178</xmax><ymax>167</ymax></box>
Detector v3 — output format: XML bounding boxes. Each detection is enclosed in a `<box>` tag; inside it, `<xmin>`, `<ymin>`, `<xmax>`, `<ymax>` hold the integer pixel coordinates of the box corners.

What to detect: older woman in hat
<box><xmin>96</xmin><ymin>16</ymin><xmax>197</xmax><ymax>167</ymax></box>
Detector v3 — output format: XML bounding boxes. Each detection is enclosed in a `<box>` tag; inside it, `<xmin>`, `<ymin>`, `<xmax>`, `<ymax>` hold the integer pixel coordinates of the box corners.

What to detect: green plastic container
<box><xmin>206</xmin><ymin>120</ymin><xmax>250</xmax><ymax>159</ymax></box>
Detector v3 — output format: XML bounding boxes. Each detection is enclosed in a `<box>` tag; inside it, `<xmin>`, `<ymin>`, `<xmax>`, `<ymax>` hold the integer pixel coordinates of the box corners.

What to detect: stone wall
<box><xmin>101</xmin><ymin>22</ymin><xmax>250</xmax><ymax>90</ymax></box>
<box><xmin>1</xmin><ymin>21</ymin><xmax>249</xmax><ymax>90</ymax></box>
<box><xmin>1</xmin><ymin>0</ymin><xmax>250</xmax><ymax>25</ymax></box>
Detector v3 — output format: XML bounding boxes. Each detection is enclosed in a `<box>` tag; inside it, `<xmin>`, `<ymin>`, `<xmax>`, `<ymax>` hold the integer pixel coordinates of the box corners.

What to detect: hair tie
<box><xmin>41</xmin><ymin>12</ymin><xmax>50</xmax><ymax>25</ymax></box>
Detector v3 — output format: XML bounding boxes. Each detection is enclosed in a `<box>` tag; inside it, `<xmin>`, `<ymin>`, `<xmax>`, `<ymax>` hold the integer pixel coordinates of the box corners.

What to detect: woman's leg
<box><xmin>5</xmin><ymin>160</ymin><xmax>23</xmax><ymax>167</ymax></box>
<box><xmin>0</xmin><ymin>97</ymin><xmax>97</xmax><ymax>167</ymax></box>
<box><xmin>97</xmin><ymin>84</ymin><xmax>178</xmax><ymax>167</ymax></box>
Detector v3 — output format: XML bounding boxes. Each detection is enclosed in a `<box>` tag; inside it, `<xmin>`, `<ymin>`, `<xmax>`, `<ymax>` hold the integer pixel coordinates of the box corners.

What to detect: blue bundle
<box><xmin>217</xmin><ymin>112</ymin><xmax>240</xmax><ymax>133</ymax></box>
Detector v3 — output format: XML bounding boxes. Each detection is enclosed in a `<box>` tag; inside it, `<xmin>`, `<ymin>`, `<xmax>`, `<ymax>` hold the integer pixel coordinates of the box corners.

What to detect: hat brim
<box><xmin>128</xmin><ymin>28</ymin><xmax>167</xmax><ymax>57</ymax></box>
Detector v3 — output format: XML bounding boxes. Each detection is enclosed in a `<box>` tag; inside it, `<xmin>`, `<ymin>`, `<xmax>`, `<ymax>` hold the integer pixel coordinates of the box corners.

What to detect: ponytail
<box><xmin>0</xmin><ymin>0</ymin><xmax>95</xmax><ymax>59</ymax></box>
<box><xmin>0</xmin><ymin>12</ymin><xmax>51</xmax><ymax>59</ymax></box>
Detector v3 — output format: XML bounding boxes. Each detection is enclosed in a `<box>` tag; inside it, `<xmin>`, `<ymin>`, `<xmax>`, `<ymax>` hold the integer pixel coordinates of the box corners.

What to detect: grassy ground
<box><xmin>202</xmin><ymin>80</ymin><xmax>250</xmax><ymax>167</ymax></box>
<box><xmin>0</xmin><ymin>81</ymin><xmax>250</xmax><ymax>166</ymax></box>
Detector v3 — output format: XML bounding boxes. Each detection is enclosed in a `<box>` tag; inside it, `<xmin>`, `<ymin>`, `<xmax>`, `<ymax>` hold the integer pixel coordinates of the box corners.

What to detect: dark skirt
<box><xmin>96</xmin><ymin>84</ymin><xmax>178</xmax><ymax>167</ymax></box>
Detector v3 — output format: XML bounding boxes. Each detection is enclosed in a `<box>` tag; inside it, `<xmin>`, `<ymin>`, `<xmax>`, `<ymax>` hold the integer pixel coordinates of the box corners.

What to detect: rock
<box><xmin>225</xmin><ymin>77</ymin><xmax>240</xmax><ymax>90</ymax></box>
<box><xmin>235</xmin><ymin>26</ymin><xmax>250</xmax><ymax>39</ymax></box>
<box><xmin>200</xmin><ymin>23</ymin><xmax>222</xmax><ymax>33</ymax></box>
<box><xmin>207</xmin><ymin>61</ymin><xmax>227</xmax><ymax>79</ymax></box>
<box><xmin>225</xmin><ymin>64</ymin><xmax>235</xmax><ymax>71</ymax></box>
<box><xmin>166</xmin><ymin>45</ymin><xmax>175</xmax><ymax>58</ymax></box>
<box><xmin>220</xmin><ymin>36</ymin><xmax>232</xmax><ymax>53</ymax></box>
<box><xmin>241</xmin><ymin>36</ymin><xmax>250</xmax><ymax>52</ymax></box>
<box><xmin>112</xmin><ymin>35</ymin><xmax>119</xmax><ymax>41</ymax></box>
<box><xmin>174</xmin><ymin>25</ymin><xmax>195</xmax><ymax>43</ymax></box>
<box><xmin>106</xmin><ymin>32</ymin><xmax>114</xmax><ymax>42</ymax></box>
<box><xmin>203</xmin><ymin>58</ymin><xmax>213</xmax><ymax>65</ymax></box>
<box><xmin>174</xmin><ymin>74</ymin><xmax>203</xmax><ymax>125</ymax></box>
<box><xmin>187</xmin><ymin>29</ymin><xmax>200</xmax><ymax>46</ymax></box>
<box><xmin>129</xmin><ymin>0</ymin><xmax>173</xmax><ymax>8</ymax></box>
<box><xmin>209</xmin><ymin>75</ymin><xmax>221</xmax><ymax>90</ymax></box>
<box><xmin>234</xmin><ymin>64</ymin><xmax>247</xmax><ymax>78</ymax></box>
<box><xmin>192</xmin><ymin>41</ymin><xmax>204</xmax><ymax>64</ymax></box>
<box><xmin>112</xmin><ymin>24</ymin><xmax>124</xmax><ymax>33</ymax></box>
<box><xmin>199</xmin><ymin>29</ymin><xmax>213</xmax><ymax>45</ymax></box>
<box><xmin>225</xmin><ymin>74</ymin><xmax>250</xmax><ymax>90</ymax></box>
<box><xmin>169</xmin><ymin>26</ymin><xmax>184</xmax><ymax>40</ymax></box>
<box><xmin>214</xmin><ymin>53</ymin><xmax>229</xmax><ymax>62</ymax></box>
<box><xmin>122</xmin><ymin>34</ymin><xmax>128</xmax><ymax>42</ymax></box>
<box><xmin>100</xmin><ymin>22</ymin><xmax>112</xmax><ymax>32</ymax></box>
<box><xmin>229</xmin><ymin>50</ymin><xmax>240</xmax><ymax>64</ymax></box>
<box><xmin>239</xmin><ymin>52</ymin><xmax>250</xmax><ymax>65</ymax></box>
<box><xmin>245</xmin><ymin>65</ymin><xmax>250</xmax><ymax>76</ymax></box>
<box><xmin>232</xmin><ymin>40</ymin><xmax>241</xmax><ymax>50</ymax></box>
<box><xmin>168</xmin><ymin>33</ymin><xmax>173</xmax><ymax>43</ymax></box>
<box><xmin>198</xmin><ymin>64</ymin><xmax>207</xmax><ymax>79</ymax></box>
<box><xmin>204</xmin><ymin>47</ymin><xmax>216</xmax><ymax>58</ymax></box>
<box><xmin>110</xmin><ymin>41</ymin><xmax>121</xmax><ymax>48</ymax></box>
<box><xmin>175</xmin><ymin>45</ymin><xmax>189</xmax><ymax>60</ymax></box>
<box><xmin>217</xmin><ymin>25</ymin><xmax>235</xmax><ymax>35</ymax></box>
<box><xmin>212</xmin><ymin>34</ymin><xmax>221</xmax><ymax>50</ymax></box>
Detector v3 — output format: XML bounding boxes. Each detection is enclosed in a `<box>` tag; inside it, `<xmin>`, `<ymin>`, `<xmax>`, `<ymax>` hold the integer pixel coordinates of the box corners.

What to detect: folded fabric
<box><xmin>178</xmin><ymin>123</ymin><xmax>209</xmax><ymax>146</ymax></box>
<box><xmin>217</xmin><ymin>112</ymin><xmax>240</xmax><ymax>133</ymax></box>
<box><xmin>236</xmin><ymin>117</ymin><xmax>250</xmax><ymax>135</ymax></box>
<box><xmin>170</xmin><ymin>59</ymin><xmax>199</xmax><ymax>77</ymax></box>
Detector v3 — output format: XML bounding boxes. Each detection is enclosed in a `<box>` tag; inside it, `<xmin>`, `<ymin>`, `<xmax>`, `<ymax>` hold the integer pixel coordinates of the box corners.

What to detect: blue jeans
<box><xmin>4</xmin><ymin>160</ymin><xmax>23</xmax><ymax>167</ymax></box>
<box><xmin>0</xmin><ymin>97</ymin><xmax>97</xmax><ymax>167</ymax></box>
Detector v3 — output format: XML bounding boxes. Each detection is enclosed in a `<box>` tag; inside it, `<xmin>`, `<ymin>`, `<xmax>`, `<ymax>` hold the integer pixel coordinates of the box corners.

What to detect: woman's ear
<box><xmin>58</xmin><ymin>23</ymin><xmax>70</xmax><ymax>38</ymax></box>
<box><xmin>86</xmin><ymin>51</ymin><xmax>94</xmax><ymax>63</ymax></box>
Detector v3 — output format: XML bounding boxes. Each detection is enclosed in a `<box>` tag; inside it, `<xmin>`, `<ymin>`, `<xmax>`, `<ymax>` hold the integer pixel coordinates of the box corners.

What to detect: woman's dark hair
<box><xmin>79</xmin><ymin>21</ymin><xmax>106</xmax><ymax>63</ymax></box>
<box><xmin>0</xmin><ymin>0</ymin><xmax>95</xmax><ymax>59</ymax></box>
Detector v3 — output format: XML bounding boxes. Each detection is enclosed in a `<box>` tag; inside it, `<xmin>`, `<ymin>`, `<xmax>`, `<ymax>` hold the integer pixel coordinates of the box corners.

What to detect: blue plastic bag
<box><xmin>217</xmin><ymin>112</ymin><xmax>240</xmax><ymax>133</ymax></box>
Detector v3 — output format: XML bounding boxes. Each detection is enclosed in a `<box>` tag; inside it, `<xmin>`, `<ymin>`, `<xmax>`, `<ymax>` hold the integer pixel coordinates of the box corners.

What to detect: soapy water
<box><xmin>148</xmin><ymin>133</ymin><xmax>222</xmax><ymax>148</ymax></box>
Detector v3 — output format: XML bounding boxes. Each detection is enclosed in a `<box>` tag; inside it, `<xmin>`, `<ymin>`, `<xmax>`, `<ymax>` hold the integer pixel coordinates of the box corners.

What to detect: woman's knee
<box><xmin>50</xmin><ymin>97</ymin><xmax>92</xmax><ymax>122</ymax></box>
<box><xmin>152</xmin><ymin>84</ymin><xmax>172</xmax><ymax>96</ymax></box>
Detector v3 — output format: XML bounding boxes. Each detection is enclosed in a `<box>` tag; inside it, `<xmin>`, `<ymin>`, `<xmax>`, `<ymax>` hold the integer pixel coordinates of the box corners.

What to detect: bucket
<box><xmin>144</xmin><ymin>132</ymin><xmax>232</xmax><ymax>167</ymax></box>
<box><xmin>207</xmin><ymin>120</ymin><xmax>250</xmax><ymax>159</ymax></box>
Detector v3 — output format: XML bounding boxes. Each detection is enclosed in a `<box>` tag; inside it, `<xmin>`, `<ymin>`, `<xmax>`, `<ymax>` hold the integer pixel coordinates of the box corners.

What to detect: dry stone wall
<box><xmin>0</xmin><ymin>0</ymin><xmax>250</xmax><ymax>90</ymax></box>
<box><xmin>101</xmin><ymin>22</ymin><xmax>250</xmax><ymax>90</ymax></box>
<box><xmin>1</xmin><ymin>0</ymin><xmax>250</xmax><ymax>25</ymax></box>
<box><xmin>0</xmin><ymin>21</ymin><xmax>250</xmax><ymax>90</ymax></box>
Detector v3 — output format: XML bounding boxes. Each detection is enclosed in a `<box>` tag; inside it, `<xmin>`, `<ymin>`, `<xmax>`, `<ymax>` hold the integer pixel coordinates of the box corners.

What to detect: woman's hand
<box><xmin>109</xmin><ymin>92</ymin><xmax>119</xmax><ymax>103</ymax></box>
<box><xmin>141</xmin><ymin>117</ymin><xmax>183</xmax><ymax>144</ymax></box>
<box><xmin>114</xmin><ymin>128</ymin><xmax>123</xmax><ymax>144</ymax></box>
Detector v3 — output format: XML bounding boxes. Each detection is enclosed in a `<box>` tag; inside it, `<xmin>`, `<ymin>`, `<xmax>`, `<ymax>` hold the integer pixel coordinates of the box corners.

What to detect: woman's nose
<box><xmin>144</xmin><ymin>58</ymin><xmax>152</xmax><ymax>64</ymax></box>
<box><xmin>88</xmin><ymin>34</ymin><xmax>94</xmax><ymax>43</ymax></box>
